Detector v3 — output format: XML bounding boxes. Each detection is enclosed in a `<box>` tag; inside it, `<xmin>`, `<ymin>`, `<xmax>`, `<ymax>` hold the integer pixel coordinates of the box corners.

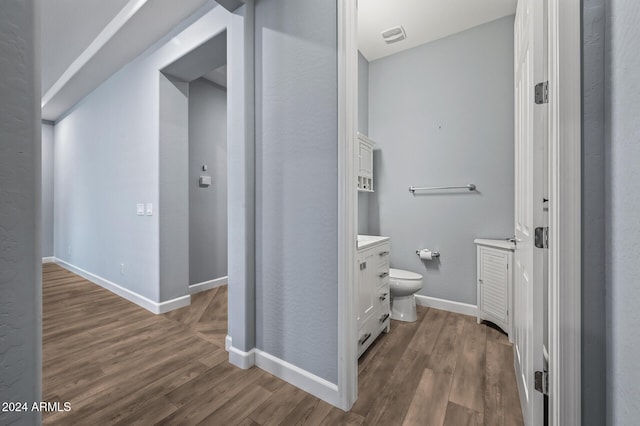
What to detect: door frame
<box><xmin>547</xmin><ymin>0</ymin><xmax>581</xmax><ymax>424</ymax></box>
<box><xmin>337</xmin><ymin>0</ymin><xmax>359</xmax><ymax>411</ymax></box>
<box><xmin>335</xmin><ymin>0</ymin><xmax>582</xmax><ymax>420</ymax></box>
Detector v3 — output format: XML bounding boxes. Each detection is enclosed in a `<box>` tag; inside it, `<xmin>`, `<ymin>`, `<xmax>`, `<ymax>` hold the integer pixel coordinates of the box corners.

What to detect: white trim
<box><xmin>41</xmin><ymin>0</ymin><xmax>149</xmax><ymax>108</ymax></box>
<box><xmin>254</xmin><ymin>350</ymin><xmax>340</xmax><ymax>408</ymax></box>
<box><xmin>53</xmin><ymin>258</ymin><xmax>191</xmax><ymax>314</ymax></box>
<box><xmin>189</xmin><ymin>276</ymin><xmax>228</xmax><ymax>294</ymax></box>
<box><xmin>414</xmin><ymin>294</ymin><xmax>478</xmax><ymax>317</ymax></box>
<box><xmin>228</xmin><ymin>344</ymin><xmax>255</xmax><ymax>370</ymax></box>
<box><xmin>548</xmin><ymin>0</ymin><xmax>581</xmax><ymax>424</ymax></box>
<box><xmin>225</xmin><ymin>335</ymin><xmax>341</xmax><ymax>408</ymax></box>
<box><xmin>337</xmin><ymin>0</ymin><xmax>359</xmax><ymax>413</ymax></box>
<box><xmin>155</xmin><ymin>294</ymin><xmax>191</xmax><ymax>314</ymax></box>
<box><xmin>42</xmin><ymin>257</ymin><xmax>55</xmax><ymax>264</ymax></box>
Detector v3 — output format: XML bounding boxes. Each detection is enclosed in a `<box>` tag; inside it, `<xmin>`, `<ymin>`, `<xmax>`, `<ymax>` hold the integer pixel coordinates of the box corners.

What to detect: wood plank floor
<box><xmin>43</xmin><ymin>263</ymin><xmax>523</xmax><ymax>425</ymax></box>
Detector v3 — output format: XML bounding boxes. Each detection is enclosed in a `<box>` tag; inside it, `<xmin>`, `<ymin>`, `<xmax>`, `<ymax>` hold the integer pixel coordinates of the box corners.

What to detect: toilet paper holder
<box><xmin>416</xmin><ymin>249</ymin><xmax>440</xmax><ymax>258</ymax></box>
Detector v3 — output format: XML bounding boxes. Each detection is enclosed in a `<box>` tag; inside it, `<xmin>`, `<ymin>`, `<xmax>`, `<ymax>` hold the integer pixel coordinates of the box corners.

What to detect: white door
<box><xmin>514</xmin><ymin>0</ymin><xmax>547</xmax><ymax>424</ymax></box>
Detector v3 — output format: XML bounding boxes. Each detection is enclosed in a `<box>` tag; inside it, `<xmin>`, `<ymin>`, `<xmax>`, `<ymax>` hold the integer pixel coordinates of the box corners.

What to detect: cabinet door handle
<box><xmin>379</xmin><ymin>313</ymin><xmax>390</xmax><ymax>323</ymax></box>
<box><xmin>360</xmin><ymin>262</ymin><xmax>367</xmax><ymax>270</ymax></box>
<box><xmin>379</xmin><ymin>293</ymin><xmax>388</xmax><ymax>301</ymax></box>
<box><xmin>359</xmin><ymin>333</ymin><xmax>372</xmax><ymax>345</ymax></box>
<box><xmin>379</xmin><ymin>251</ymin><xmax>389</xmax><ymax>257</ymax></box>
<box><xmin>379</xmin><ymin>272</ymin><xmax>389</xmax><ymax>279</ymax></box>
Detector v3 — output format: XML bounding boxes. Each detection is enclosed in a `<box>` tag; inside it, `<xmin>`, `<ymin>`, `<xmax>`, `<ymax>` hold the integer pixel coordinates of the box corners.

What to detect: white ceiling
<box><xmin>41</xmin><ymin>0</ymin><xmax>130</xmax><ymax>96</ymax></box>
<box><xmin>162</xmin><ymin>31</ymin><xmax>227</xmax><ymax>83</ymax></box>
<box><xmin>203</xmin><ymin>65</ymin><xmax>227</xmax><ymax>88</ymax></box>
<box><xmin>41</xmin><ymin>0</ymin><xmax>218</xmax><ymax>121</ymax></box>
<box><xmin>358</xmin><ymin>0</ymin><xmax>517</xmax><ymax>62</ymax></box>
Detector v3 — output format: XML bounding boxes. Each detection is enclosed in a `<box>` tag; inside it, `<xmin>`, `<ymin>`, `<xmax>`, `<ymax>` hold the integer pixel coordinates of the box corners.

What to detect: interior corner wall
<box><xmin>188</xmin><ymin>78</ymin><xmax>228</xmax><ymax>285</ymax></box>
<box><xmin>225</xmin><ymin>2</ymin><xmax>255</xmax><ymax>352</ymax></box>
<box><xmin>357</xmin><ymin>51</ymin><xmax>370</xmax><ymax>235</ymax></box>
<box><xmin>582</xmin><ymin>1</ymin><xmax>606</xmax><ymax>425</ymax></box>
<box><xmin>605</xmin><ymin>0</ymin><xmax>640</xmax><ymax>424</ymax></box>
<box><xmin>42</xmin><ymin>123</ymin><xmax>55</xmax><ymax>258</ymax></box>
<box><xmin>255</xmin><ymin>0</ymin><xmax>338</xmax><ymax>383</ymax></box>
<box><xmin>367</xmin><ymin>16</ymin><xmax>515</xmax><ymax>305</ymax></box>
<box><xmin>0</xmin><ymin>0</ymin><xmax>41</xmax><ymax>423</ymax></box>
<box><xmin>53</xmin><ymin>5</ymin><xmax>230</xmax><ymax>303</ymax></box>
<box><xmin>159</xmin><ymin>74</ymin><xmax>189</xmax><ymax>301</ymax></box>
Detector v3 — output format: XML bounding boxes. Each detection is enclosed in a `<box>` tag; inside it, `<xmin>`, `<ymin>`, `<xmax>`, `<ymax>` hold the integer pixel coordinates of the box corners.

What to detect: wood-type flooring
<box><xmin>42</xmin><ymin>263</ymin><xmax>523</xmax><ymax>425</ymax></box>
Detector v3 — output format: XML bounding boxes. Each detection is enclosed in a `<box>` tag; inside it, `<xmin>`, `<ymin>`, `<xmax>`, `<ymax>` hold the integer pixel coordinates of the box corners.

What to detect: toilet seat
<box><xmin>389</xmin><ymin>268</ymin><xmax>422</xmax><ymax>281</ymax></box>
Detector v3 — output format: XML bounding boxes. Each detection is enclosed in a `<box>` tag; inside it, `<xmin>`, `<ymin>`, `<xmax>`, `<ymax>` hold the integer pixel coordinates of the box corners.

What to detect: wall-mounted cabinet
<box><xmin>357</xmin><ymin>236</ymin><xmax>390</xmax><ymax>357</ymax></box>
<box><xmin>474</xmin><ymin>239</ymin><xmax>515</xmax><ymax>341</ymax></box>
<box><xmin>357</xmin><ymin>133</ymin><xmax>375</xmax><ymax>192</ymax></box>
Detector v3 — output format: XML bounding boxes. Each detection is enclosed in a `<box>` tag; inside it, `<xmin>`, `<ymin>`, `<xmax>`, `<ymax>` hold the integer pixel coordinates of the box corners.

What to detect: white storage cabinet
<box><xmin>475</xmin><ymin>239</ymin><xmax>515</xmax><ymax>341</ymax></box>
<box><xmin>357</xmin><ymin>133</ymin><xmax>375</xmax><ymax>192</ymax></box>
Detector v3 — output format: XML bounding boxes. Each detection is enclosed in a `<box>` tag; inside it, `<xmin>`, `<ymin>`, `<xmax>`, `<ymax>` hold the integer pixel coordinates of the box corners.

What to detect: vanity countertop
<box><xmin>357</xmin><ymin>235</ymin><xmax>390</xmax><ymax>250</ymax></box>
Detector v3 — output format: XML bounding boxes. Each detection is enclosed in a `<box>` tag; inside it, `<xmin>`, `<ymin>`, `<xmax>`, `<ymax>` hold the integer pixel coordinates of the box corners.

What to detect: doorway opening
<box><xmin>338</xmin><ymin>1</ymin><xmax>582</xmax><ymax>424</ymax></box>
<box><xmin>160</xmin><ymin>29</ymin><xmax>229</xmax><ymax>349</ymax></box>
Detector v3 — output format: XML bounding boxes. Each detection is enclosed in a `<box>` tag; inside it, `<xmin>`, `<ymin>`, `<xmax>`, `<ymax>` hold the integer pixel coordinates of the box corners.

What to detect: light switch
<box><xmin>146</xmin><ymin>203</ymin><xmax>153</xmax><ymax>216</ymax></box>
<box><xmin>136</xmin><ymin>204</ymin><xmax>144</xmax><ymax>216</ymax></box>
<box><xmin>199</xmin><ymin>175</ymin><xmax>212</xmax><ymax>186</ymax></box>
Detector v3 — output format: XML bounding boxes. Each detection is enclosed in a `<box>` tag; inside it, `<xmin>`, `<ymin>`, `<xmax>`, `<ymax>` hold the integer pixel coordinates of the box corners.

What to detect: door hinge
<box><xmin>535</xmin><ymin>81</ymin><xmax>549</xmax><ymax>104</ymax></box>
<box><xmin>535</xmin><ymin>370</ymin><xmax>549</xmax><ymax>395</ymax></box>
<box><xmin>535</xmin><ymin>227</ymin><xmax>549</xmax><ymax>249</ymax></box>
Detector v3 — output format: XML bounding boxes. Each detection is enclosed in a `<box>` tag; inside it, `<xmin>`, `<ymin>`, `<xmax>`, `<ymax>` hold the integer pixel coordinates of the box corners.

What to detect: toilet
<box><xmin>389</xmin><ymin>268</ymin><xmax>424</xmax><ymax>322</ymax></box>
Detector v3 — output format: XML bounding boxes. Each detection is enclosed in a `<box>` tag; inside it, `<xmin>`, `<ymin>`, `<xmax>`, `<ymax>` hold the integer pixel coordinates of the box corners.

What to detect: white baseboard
<box><xmin>189</xmin><ymin>276</ymin><xmax>227</xmax><ymax>294</ymax></box>
<box><xmin>156</xmin><ymin>294</ymin><xmax>191</xmax><ymax>314</ymax></box>
<box><xmin>415</xmin><ymin>294</ymin><xmax>477</xmax><ymax>317</ymax></box>
<box><xmin>254</xmin><ymin>350</ymin><xmax>340</xmax><ymax>407</ymax></box>
<box><xmin>42</xmin><ymin>257</ymin><xmax>55</xmax><ymax>263</ymax></box>
<box><xmin>53</xmin><ymin>258</ymin><xmax>190</xmax><ymax>314</ymax></box>
<box><xmin>228</xmin><ymin>345</ymin><xmax>256</xmax><ymax>369</ymax></box>
<box><xmin>225</xmin><ymin>335</ymin><xmax>254</xmax><ymax>368</ymax></box>
<box><xmin>225</xmin><ymin>335</ymin><xmax>340</xmax><ymax>408</ymax></box>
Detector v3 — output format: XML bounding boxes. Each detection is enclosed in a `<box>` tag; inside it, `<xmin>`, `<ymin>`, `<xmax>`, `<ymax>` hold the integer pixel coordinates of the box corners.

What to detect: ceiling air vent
<box><xmin>381</xmin><ymin>25</ymin><xmax>406</xmax><ymax>44</ymax></box>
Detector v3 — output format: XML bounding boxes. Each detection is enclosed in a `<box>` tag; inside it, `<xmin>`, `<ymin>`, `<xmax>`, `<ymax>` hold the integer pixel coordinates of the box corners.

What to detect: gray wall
<box><xmin>605</xmin><ymin>0</ymin><xmax>640</xmax><ymax>423</ymax></box>
<box><xmin>255</xmin><ymin>0</ymin><xmax>338</xmax><ymax>383</ymax></box>
<box><xmin>358</xmin><ymin>51</ymin><xmax>370</xmax><ymax>235</ymax></box>
<box><xmin>159</xmin><ymin>74</ymin><xmax>189</xmax><ymax>301</ymax></box>
<box><xmin>358</xmin><ymin>51</ymin><xmax>369</xmax><ymax>135</ymax></box>
<box><xmin>53</xmin><ymin>6</ymin><xmax>231</xmax><ymax>303</ymax></box>
<box><xmin>42</xmin><ymin>123</ymin><xmax>55</xmax><ymax>258</ymax></box>
<box><xmin>0</xmin><ymin>0</ymin><xmax>41</xmax><ymax>424</ymax></box>
<box><xmin>582</xmin><ymin>1</ymin><xmax>606</xmax><ymax>425</ymax></box>
<box><xmin>367</xmin><ymin>16</ymin><xmax>515</xmax><ymax>305</ymax></box>
<box><xmin>188</xmin><ymin>78</ymin><xmax>228</xmax><ymax>285</ymax></box>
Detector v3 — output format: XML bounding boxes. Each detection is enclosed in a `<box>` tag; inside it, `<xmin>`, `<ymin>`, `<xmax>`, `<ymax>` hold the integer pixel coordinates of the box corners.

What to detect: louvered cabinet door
<box><xmin>477</xmin><ymin>246</ymin><xmax>510</xmax><ymax>335</ymax></box>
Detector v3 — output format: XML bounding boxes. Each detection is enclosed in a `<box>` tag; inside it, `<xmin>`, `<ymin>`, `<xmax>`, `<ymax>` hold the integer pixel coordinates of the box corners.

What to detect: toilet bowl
<box><xmin>389</xmin><ymin>268</ymin><xmax>423</xmax><ymax>322</ymax></box>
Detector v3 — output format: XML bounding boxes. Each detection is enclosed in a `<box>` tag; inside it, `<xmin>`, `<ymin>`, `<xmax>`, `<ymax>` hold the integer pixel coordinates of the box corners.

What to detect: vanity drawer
<box><xmin>376</xmin><ymin>265</ymin><xmax>390</xmax><ymax>280</ymax></box>
<box><xmin>375</xmin><ymin>290</ymin><xmax>390</xmax><ymax>315</ymax></box>
<box><xmin>358</xmin><ymin>319</ymin><xmax>377</xmax><ymax>356</ymax></box>
<box><xmin>377</xmin><ymin>247</ymin><xmax>390</xmax><ymax>266</ymax></box>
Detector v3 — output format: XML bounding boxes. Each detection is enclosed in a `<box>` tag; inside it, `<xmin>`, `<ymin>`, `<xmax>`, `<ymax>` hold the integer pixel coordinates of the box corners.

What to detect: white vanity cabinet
<box><xmin>357</xmin><ymin>133</ymin><xmax>375</xmax><ymax>192</ymax></box>
<box><xmin>474</xmin><ymin>239</ymin><xmax>515</xmax><ymax>341</ymax></box>
<box><xmin>357</xmin><ymin>236</ymin><xmax>391</xmax><ymax>357</ymax></box>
